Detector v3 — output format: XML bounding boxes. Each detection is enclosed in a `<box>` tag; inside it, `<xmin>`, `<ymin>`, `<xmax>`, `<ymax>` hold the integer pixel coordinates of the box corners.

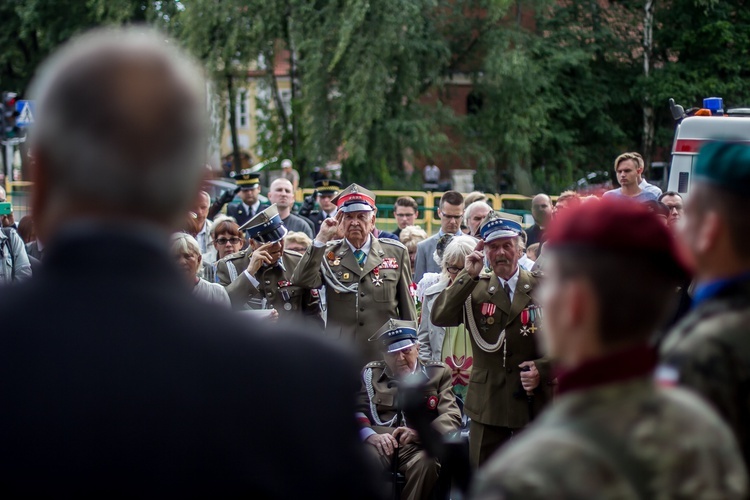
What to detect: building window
<box><xmin>236</xmin><ymin>89</ymin><xmax>249</xmax><ymax>129</ymax></box>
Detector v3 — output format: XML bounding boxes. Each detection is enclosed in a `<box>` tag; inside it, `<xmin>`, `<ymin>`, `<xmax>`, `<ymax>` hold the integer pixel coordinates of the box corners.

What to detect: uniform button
<box><xmin>458</xmin><ymin>278</ymin><xmax>464</xmax><ymax>284</ymax></box>
<box><xmin>377</xmin><ymin>398</ymin><xmax>381</xmax><ymax>403</ymax></box>
<box><xmin>359</xmin><ymin>322</ymin><xmax>365</xmax><ymax>326</ymax></box>
<box><xmin>506</xmin><ymin>368</ymin><xmax>513</xmax><ymax>373</ymax></box>
<box><xmin>360</xmin><ymin>292</ymin><xmax>365</xmax><ymax>297</ymax></box>
<box><xmin>360</xmin><ymin>307</ymin><xmax>365</xmax><ymax>311</ymax></box>
<box><xmin>266</xmin><ymin>292</ymin><xmax>273</xmax><ymax>297</ymax></box>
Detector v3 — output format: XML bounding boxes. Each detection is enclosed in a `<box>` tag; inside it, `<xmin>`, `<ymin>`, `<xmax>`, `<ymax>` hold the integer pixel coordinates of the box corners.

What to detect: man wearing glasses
<box><xmin>392</xmin><ymin>196</ymin><xmax>420</xmax><ymax>238</ymax></box>
<box><xmin>413</xmin><ymin>191</ymin><xmax>464</xmax><ymax>283</ymax></box>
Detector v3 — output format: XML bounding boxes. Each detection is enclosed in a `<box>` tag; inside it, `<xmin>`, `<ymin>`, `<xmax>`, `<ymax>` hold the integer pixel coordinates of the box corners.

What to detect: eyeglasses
<box><xmin>216</xmin><ymin>237</ymin><xmax>242</xmax><ymax>245</ymax></box>
<box><xmin>446</xmin><ymin>266</ymin><xmax>463</xmax><ymax>274</ymax></box>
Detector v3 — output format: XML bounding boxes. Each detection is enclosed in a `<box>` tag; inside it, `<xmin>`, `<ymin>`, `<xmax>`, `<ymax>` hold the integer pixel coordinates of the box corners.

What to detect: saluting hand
<box><xmin>316</xmin><ymin>216</ymin><xmax>339</xmax><ymax>244</ymax></box>
<box><xmin>366</xmin><ymin>433</ymin><xmax>399</xmax><ymax>457</ymax></box>
<box><xmin>247</xmin><ymin>242</ymin><xmax>276</xmax><ymax>274</ymax></box>
<box><xmin>465</xmin><ymin>240</ymin><xmax>485</xmax><ymax>278</ymax></box>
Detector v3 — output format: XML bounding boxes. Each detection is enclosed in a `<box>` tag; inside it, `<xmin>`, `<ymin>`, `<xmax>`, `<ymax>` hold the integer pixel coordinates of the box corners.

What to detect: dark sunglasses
<box><xmin>216</xmin><ymin>237</ymin><xmax>242</xmax><ymax>245</ymax></box>
<box><xmin>446</xmin><ymin>266</ymin><xmax>464</xmax><ymax>274</ymax></box>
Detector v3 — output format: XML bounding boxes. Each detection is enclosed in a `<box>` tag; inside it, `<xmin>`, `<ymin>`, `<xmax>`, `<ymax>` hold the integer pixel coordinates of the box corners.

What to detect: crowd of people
<box><xmin>1</xmin><ymin>26</ymin><xmax>750</xmax><ymax>500</ymax></box>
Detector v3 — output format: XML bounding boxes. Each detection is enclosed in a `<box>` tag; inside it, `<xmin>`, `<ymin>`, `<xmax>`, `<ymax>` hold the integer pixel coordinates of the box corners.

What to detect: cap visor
<box><xmin>484</xmin><ymin>230</ymin><xmax>519</xmax><ymax>243</ymax></box>
<box><xmin>386</xmin><ymin>340</ymin><xmax>416</xmax><ymax>353</ymax></box>
<box><xmin>340</xmin><ymin>203</ymin><xmax>374</xmax><ymax>213</ymax></box>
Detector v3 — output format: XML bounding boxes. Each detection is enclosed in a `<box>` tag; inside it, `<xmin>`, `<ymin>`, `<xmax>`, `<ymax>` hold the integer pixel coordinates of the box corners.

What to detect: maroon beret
<box><xmin>545</xmin><ymin>199</ymin><xmax>691</xmax><ymax>279</ymax></box>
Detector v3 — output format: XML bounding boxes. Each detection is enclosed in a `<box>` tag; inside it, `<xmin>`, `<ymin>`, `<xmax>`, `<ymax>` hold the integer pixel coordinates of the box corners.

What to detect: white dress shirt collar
<box><xmin>498</xmin><ymin>266</ymin><xmax>520</xmax><ymax>302</ymax></box>
<box><xmin>346</xmin><ymin>234</ymin><xmax>372</xmax><ymax>255</ymax></box>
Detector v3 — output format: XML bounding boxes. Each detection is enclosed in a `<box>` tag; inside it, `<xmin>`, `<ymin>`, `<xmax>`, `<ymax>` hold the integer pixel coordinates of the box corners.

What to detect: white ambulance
<box><xmin>667</xmin><ymin>97</ymin><xmax>750</xmax><ymax>195</ymax></box>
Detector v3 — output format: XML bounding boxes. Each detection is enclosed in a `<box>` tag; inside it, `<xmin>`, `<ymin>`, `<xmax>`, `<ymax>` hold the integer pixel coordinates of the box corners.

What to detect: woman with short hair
<box><xmin>417</xmin><ymin>235</ymin><xmax>477</xmax><ymax>398</ymax></box>
<box><xmin>171</xmin><ymin>233</ymin><xmax>230</xmax><ymax>308</ymax></box>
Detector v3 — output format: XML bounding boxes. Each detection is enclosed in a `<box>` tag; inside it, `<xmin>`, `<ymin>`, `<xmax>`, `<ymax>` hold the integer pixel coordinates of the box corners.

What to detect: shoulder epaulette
<box><xmin>425</xmin><ymin>360</ymin><xmax>449</xmax><ymax>369</ymax></box>
<box><xmin>222</xmin><ymin>249</ymin><xmax>249</xmax><ymax>261</ymax></box>
<box><xmin>364</xmin><ymin>360</ymin><xmax>386</xmax><ymax>370</ymax></box>
<box><xmin>379</xmin><ymin>238</ymin><xmax>407</xmax><ymax>250</ymax></box>
<box><xmin>531</xmin><ymin>270</ymin><xmax>544</xmax><ymax>278</ymax></box>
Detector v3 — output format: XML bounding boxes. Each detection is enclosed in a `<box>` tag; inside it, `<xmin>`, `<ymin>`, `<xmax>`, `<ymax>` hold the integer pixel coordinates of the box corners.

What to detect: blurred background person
<box><xmin>0</xmin><ymin>28</ymin><xmax>379</xmax><ymax>497</ymax></box>
<box><xmin>171</xmin><ymin>233</ymin><xmax>230</xmax><ymax>307</ymax></box>
<box><xmin>518</xmin><ymin>230</ymin><xmax>534</xmax><ymax>270</ymax></box>
<box><xmin>417</xmin><ymin>235</ymin><xmax>477</xmax><ymax>399</ymax></box>
<box><xmin>192</xmin><ymin>190</ymin><xmax>212</xmax><ymax>253</ymax></box>
<box><xmin>226</xmin><ymin>172</ymin><xmax>266</xmax><ymax>228</ymax></box>
<box><xmin>464</xmin><ymin>200</ymin><xmax>491</xmax><ymax>237</ymax></box>
<box><xmin>399</xmin><ymin>225</ymin><xmax>427</xmax><ymax>273</ymax></box>
<box><xmin>268</xmin><ymin>178</ymin><xmax>314</xmax><ymax>238</ymax></box>
<box><xmin>392</xmin><ymin>196</ymin><xmax>420</xmax><ymax>238</ymax></box>
<box><xmin>463</xmin><ymin>191</ymin><xmax>488</xmax><ymax>207</ymax></box>
<box><xmin>17</xmin><ymin>215</ymin><xmax>35</xmax><ymax>244</ymax></box>
<box><xmin>603</xmin><ymin>152</ymin><xmax>658</xmax><ymax>203</ymax></box>
<box><xmin>0</xmin><ymin>223</ymin><xmax>32</xmax><ymax>284</ymax></box>
<box><xmin>307</xmin><ymin>179</ymin><xmax>342</xmax><ymax>233</ymax></box>
<box><xmin>526</xmin><ymin>194</ymin><xmax>551</xmax><ymax>246</ymax></box>
<box><xmin>644</xmin><ymin>200</ymin><xmax>670</xmax><ymax>225</ymax></box>
<box><xmin>526</xmin><ymin>243</ymin><xmax>540</xmax><ymax>262</ymax></box>
<box><xmin>203</xmin><ymin>214</ymin><xmax>237</xmax><ymax>266</ymax></box>
<box><xmin>658</xmin><ymin>191</ymin><xmax>684</xmax><ymax>229</ymax></box>
<box><xmin>280</xmin><ymin>158</ymin><xmax>300</xmax><ymax>191</ymax></box>
<box><xmin>553</xmin><ymin>190</ymin><xmax>581</xmax><ymax>215</ymax></box>
<box><xmin>0</xmin><ymin>186</ymin><xmax>16</xmax><ymax>228</ymax></box>
<box><xmin>414</xmin><ymin>191</ymin><xmax>464</xmax><ymax>283</ymax></box>
<box><xmin>284</xmin><ymin>231</ymin><xmax>312</xmax><ymax>254</ymax></box>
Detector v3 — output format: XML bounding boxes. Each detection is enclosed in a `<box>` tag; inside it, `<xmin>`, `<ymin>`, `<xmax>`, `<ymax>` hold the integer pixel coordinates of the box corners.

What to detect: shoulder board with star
<box><xmin>425</xmin><ymin>360</ymin><xmax>449</xmax><ymax>369</ymax></box>
<box><xmin>378</xmin><ymin>238</ymin><xmax>407</xmax><ymax>250</ymax></box>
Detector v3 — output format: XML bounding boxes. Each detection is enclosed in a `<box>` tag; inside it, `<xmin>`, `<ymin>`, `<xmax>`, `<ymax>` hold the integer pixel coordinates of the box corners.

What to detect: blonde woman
<box><xmin>417</xmin><ymin>235</ymin><xmax>477</xmax><ymax>399</ymax></box>
<box><xmin>171</xmin><ymin>233</ymin><xmax>230</xmax><ymax>308</ymax></box>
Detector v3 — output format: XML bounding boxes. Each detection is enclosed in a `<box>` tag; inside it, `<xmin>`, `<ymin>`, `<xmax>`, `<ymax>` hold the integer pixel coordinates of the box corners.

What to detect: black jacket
<box><xmin>0</xmin><ymin>226</ymin><xmax>380</xmax><ymax>498</ymax></box>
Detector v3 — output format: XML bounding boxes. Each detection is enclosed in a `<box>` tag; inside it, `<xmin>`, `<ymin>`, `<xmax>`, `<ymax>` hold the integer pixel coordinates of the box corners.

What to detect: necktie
<box><xmin>354</xmin><ymin>249</ymin><xmax>366</xmax><ymax>267</ymax></box>
<box><xmin>504</xmin><ymin>283</ymin><xmax>512</xmax><ymax>302</ymax></box>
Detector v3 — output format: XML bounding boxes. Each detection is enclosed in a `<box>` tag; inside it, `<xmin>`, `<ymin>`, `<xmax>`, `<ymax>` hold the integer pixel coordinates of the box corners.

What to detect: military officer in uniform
<box><xmin>659</xmin><ymin>141</ymin><xmax>750</xmax><ymax>473</ymax></box>
<box><xmin>227</xmin><ymin>171</ymin><xmax>268</xmax><ymax>228</ymax></box>
<box><xmin>431</xmin><ymin>211</ymin><xmax>552</xmax><ymax>468</ymax></box>
<box><xmin>471</xmin><ymin>200</ymin><xmax>747</xmax><ymax>500</ymax></box>
<box><xmin>216</xmin><ymin>204</ymin><xmax>322</xmax><ymax>327</ymax></box>
<box><xmin>357</xmin><ymin>319</ymin><xmax>462</xmax><ymax>500</ymax></box>
<box><xmin>307</xmin><ymin>179</ymin><xmax>343</xmax><ymax>233</ymax></box>
<box><xmin>292</xmin><ymin>184</ymin><xmax>417</xmax><ymax>362</ymax></box>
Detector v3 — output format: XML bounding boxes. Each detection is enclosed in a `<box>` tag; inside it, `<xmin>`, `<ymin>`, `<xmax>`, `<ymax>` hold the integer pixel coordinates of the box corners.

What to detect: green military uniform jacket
<box><xmin>471</xmin><ymin>376</ymin><xmax>747</xmax><ymax>499</ymax></box>
<box><xmin>216</xmin><ymin>249</ymin><xmax>322</xmax><ymax>326</ymax></box>
<box><xmin>431</xmin><ymin>268</ymin><xmax>552</xmax><ymax>428</ymax></box>
<box><xmin>291</xmin><ymin>237</ymin><xmax>417</xmax><ymax>362</ymax></box>
<box><xmin>659</xmin><ymin>277</ymin><xmax>750</xmax><ymax>471</ymax></box>
<box><xmin>356</xmin><ymin>359</ymin><xmax>462</xmax><ymax>437</ymax></box>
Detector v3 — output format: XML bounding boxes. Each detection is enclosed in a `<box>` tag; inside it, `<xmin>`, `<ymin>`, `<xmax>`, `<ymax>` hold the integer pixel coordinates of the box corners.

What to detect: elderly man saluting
<box><xmin>292</xmin><ymin>184</ymin><xmax>416</xmax><ymax>362</ymax></box>
<box><xmin>431</xmin><ymin>212</ymin><xmax>552</xmax><ymax>467</ymax></box>
<box><xmin>357</xmin><ymin>319</ymin><xmax>461</xmax><ymax>500</ymax></box>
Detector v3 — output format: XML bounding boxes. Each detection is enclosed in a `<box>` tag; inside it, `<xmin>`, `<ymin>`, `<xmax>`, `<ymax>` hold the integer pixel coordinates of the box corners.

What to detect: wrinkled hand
<box><xmin>366</xmin><ymin>432</ymin><xmax>399</xmax><ymax>457</ymax></box>
<box><xmin>316</xmin><ymin>216</ymin><xmax>340</xmax><ymax>244</ymax></box>
<box><xmin>519</xmin><ymin>361</ymin><xmax>540</xmax><ymax>393</ymax></box>
<box><xmin>247</xmin><ymin>242</ymin><xmax>276</xmax><ymax>274</ymax></box>
<box><xmin>393</xmin><ymin>426</ymin><xmax>418</xmax><ymax>445</ymax></box>
<box><xmin>1</xmin><ymin>212</ymin><xmax>14</xmax><ymax>228</ymax></box>
<box><xmin>465</xmin><ymin>240</ymin><xmax>485</xmax><ymax>278</ymax></box>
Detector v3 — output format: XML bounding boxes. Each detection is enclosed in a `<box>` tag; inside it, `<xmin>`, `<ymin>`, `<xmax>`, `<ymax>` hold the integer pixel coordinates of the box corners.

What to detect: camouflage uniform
<box><xmin>471</xmin><ymin>370</ymin><xmax>748</xmax><ymax>499</ymax></box>
<box><xmin>659</xmin><ymin>276</ymin><xmax>750</xmax><ymax>472</ymax></box>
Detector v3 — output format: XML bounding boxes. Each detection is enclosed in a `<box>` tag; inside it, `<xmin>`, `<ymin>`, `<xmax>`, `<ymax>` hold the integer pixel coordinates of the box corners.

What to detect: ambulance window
<box><xmin>678</xmin><ymin>172</ymin><xmax>689</xmax><ymax>192</ymax></box>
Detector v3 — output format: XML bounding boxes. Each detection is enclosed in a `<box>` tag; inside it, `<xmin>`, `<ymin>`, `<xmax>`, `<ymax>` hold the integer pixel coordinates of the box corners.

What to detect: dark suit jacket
<box><xmin>227</xmin><ymin>201</ymin><xmax>269</xmax><ymax>227</ymax></box>
<box><xmin>0</xmin><ymin>227</ymin><xmax>380</xmax><ymax>498</ymax></box>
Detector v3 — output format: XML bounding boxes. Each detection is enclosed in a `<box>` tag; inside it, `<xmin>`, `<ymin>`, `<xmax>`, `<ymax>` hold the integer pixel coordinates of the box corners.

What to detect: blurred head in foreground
<box><xmin>28</xmin><ymin>28</ymin><xmax>207</xmax><ymax>242</ymax></box>
<box><xmin>539</xmin><ymin>200</ymin><xmax>689</xmax><ymax>368</ymax></box>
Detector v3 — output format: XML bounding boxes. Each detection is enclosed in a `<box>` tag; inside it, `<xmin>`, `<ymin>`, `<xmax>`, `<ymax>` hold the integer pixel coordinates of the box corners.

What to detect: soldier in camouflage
<box><xmin>471</xmin><ymin>200</ymin><xmax>747</xmax><ymax>499</ymax></box>
<box><xmin>659</xmin><ymin>141</ymin><xmax>750</xmax><ymax>473</ymax></box>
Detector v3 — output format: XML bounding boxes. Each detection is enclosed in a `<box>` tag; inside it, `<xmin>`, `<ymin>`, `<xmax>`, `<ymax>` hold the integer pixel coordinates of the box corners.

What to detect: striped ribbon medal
<box><xmin>481</xmin><ymin>302</ymin><xmax>496</xmax><ymax>325</ymax></box>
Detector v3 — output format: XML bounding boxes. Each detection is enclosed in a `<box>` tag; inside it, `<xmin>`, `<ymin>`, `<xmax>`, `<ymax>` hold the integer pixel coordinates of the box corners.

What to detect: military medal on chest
<box><xmin>480</xmin><ymin>302</ymin><xmax>496</xmax><ymax>331</ymax></box>
<box><xmin>520</xmin><ymin>305</ymin><xmax>540</xmax><ymax>336</ymax></box>
<box><xmin>371</xmin><ymin>267</ymin><xmax>383</xmax><ymax>286</ymax></box>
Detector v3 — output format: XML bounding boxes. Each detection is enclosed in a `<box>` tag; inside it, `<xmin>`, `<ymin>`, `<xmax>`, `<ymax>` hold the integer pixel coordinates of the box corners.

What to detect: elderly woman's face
<box><xmin>214</xmin><ymin>231</ymin><xmax>243</xmax><ymax>259</ymax></box>
<box><xmin>174</xmin><ymin>247</ymin><xmax>201</xmax><ymax>280</ymax></box>
<box><xmin>446</xmin><ymin>260</ymin><xmax>464</xmax><ymax>282</ymax></box>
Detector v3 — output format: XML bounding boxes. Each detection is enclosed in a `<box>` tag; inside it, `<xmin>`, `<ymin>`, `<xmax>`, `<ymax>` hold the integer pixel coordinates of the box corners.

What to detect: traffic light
<box><xmin>1</xmin><ymin>92</ymin><xmax>19</xmax><ymax>139</ymax></box>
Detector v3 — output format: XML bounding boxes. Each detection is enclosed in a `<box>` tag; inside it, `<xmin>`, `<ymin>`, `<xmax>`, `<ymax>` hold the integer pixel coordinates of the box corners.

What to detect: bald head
<box><xmin>531</xmin><ymin>193</ymin><xmax>552</xmax><ymax>227</ymax></box>
<box><xmin>29</xmin><ymin>28</ymin><xmax>207</xmax><ymax>238</ymax></box>
<box><xmin>268</xmin><ymin>178</ymin><xmax>295</xmax><ymax>212</ymax></box>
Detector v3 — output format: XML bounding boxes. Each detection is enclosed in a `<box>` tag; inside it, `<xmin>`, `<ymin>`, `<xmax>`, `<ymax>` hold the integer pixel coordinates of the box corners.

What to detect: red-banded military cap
<box><xmin>331</xmin><ymin>183</ymin><xmax>376</xmax><ymax>213</ymax></box>
<box><xmin>545</xmin><ymin>199</ymin><xmax>691</xmax><ymax>280</ymax></box>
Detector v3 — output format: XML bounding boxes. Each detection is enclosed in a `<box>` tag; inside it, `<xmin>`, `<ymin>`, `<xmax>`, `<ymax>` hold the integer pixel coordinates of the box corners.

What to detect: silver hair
<box><xmin>441</xmin><ymin>235</ymin><xmax>479</xmax><ymax>277</ymax></box>
<box><xmin>28</xmin><ymin>27</ymin><xmax>207</xmax><ymax>223</ymax></box>
<box><xmin>171</xmin><ymin>232</ymin><xmax>203</xmax><ymax>273</ymax></box>
<box><xmin>464</xmin><ymin>200</ymin><xmax>491</xmax><ymax>226</ymax></box>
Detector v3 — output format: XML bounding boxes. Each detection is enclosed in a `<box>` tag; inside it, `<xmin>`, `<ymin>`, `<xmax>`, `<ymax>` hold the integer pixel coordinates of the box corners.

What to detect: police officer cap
<box><xmin>479</xmin><ymin>211</ymin><xmax>523</xmax><ymax>243</ymax></box>
<box><xmin>369</xmin><ymin>319</ymin><xmax>418</xmax><ymax>353</ymax></box>
<box><xmin>239</xmin><ymin>203</ymin><xmax>288</xmax><ymax>243</ymax></box>
<box><xmin>694</xmin><ymin>141</ymin><xmax>750</xmax><ymax>195</ymax></box>
<box><xmin>314</xmin><ymin>178</ymin><xmax>343</xmax><ymax>195</ymax></box>
<box><xmin>331</xmin><ymin>183</ymin><xmax>376</xmax><ymax>213</ymax></box>
<box><xmin>545</xmin><ymin>199</ymin><xmax>690</xmax><ymax>280</ymax></box>
<box><xmin>231</xmin><ymin>170</ymin><xmax>261</xmax><ymax>189</ymax></box>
